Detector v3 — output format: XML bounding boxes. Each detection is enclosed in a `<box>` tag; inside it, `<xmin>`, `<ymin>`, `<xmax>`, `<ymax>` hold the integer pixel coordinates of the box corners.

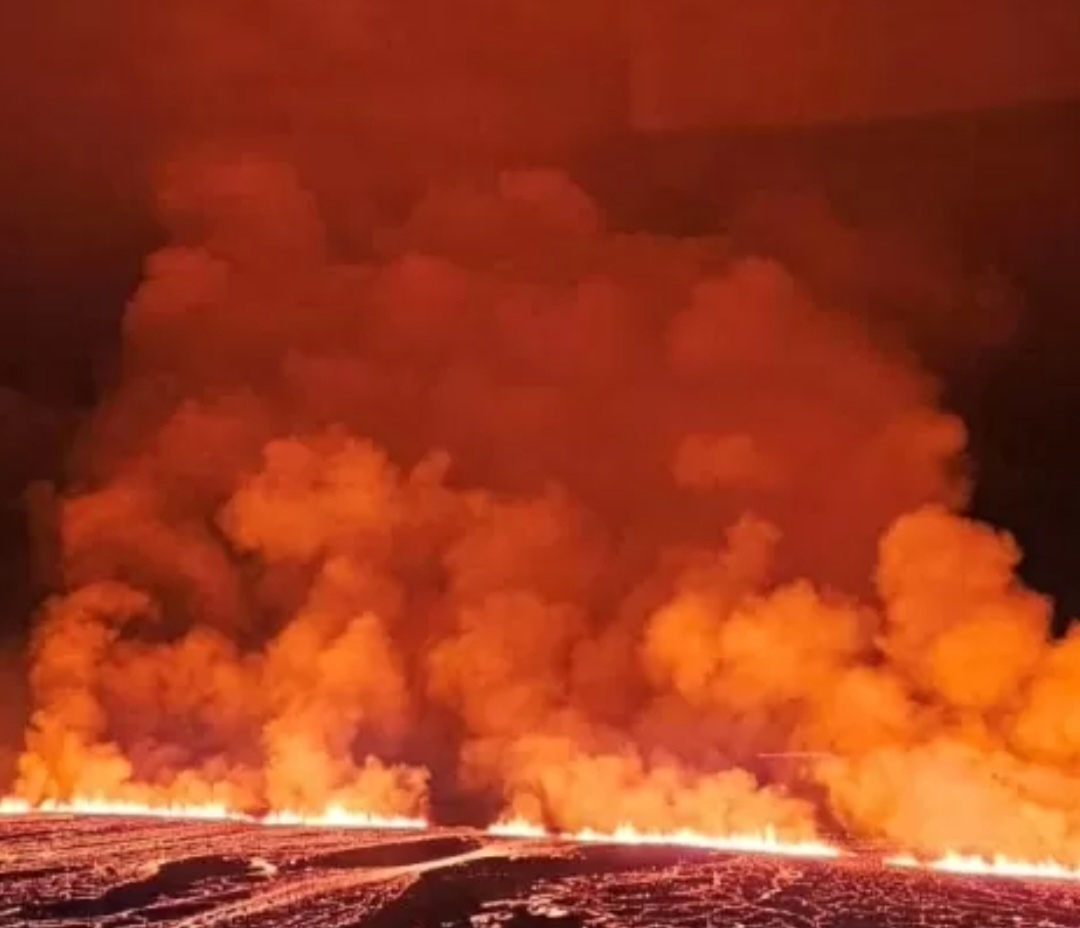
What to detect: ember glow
<box><xmin>887</xmin><ymin>852</ymin><xmax>1080</xmax><ymax>883</ymax></box>
<box><xmin>487</xmin><ymin>818</ymin><xmax>841</xmax><ymax>859</ymax></box>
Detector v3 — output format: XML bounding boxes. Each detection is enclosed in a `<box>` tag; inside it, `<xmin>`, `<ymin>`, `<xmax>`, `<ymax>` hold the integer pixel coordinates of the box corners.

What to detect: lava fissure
<box><xmin>6</xmin><ymin>801</ymin><xmax>1080</xmax><ymax>886</ymax></box>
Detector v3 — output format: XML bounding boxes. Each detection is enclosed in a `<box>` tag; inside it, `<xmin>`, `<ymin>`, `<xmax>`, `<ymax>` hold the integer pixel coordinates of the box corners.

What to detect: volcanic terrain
<box><xmin>1</xmin><ymin>814</ymin><xmax>1078</xmax><ymax>927</ymax></box>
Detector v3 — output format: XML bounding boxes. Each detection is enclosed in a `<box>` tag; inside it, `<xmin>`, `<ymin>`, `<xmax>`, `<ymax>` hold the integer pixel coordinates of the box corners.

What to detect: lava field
<box><xmin>1</xmin><ymin>815</ymin><xmax>1078</xmax><ymax>927</ymax></box>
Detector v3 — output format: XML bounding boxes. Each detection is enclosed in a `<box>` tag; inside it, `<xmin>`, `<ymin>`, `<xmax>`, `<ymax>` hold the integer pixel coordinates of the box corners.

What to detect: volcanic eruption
<box><xmin>4</xmin><ymin>0</ymin><xmax>1080</xmax><ymax>882</ymax></box>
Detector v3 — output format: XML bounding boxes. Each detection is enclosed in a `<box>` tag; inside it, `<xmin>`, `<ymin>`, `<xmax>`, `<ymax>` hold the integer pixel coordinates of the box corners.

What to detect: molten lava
<box><xmin>0</xmin><ymin>797</ymin><xmax>241</xmax><ymax>821</ymax></box>
<box><xmin>486</xmin><ymin>817</ymin><xmax>550</xmax><ymax>840</ymax></box>
<box><xmin>486</xmin><ymin>817</ymin><xmax>842</xmax><ymax>859</ymax></box>
<box><xmin>887</xmin><ymin>852</ymin><xmax>1080</xmax><ymax>882</ymax></box>
<box><xmin>260</xmin><ymin>806</ymin><xmax>427</xmax><ymax>830</ymax></box>
<box><xmin>10</xmin><ymin>799</ymin><xmax>1080</xmax><ymax>886</ymax></box>
<box><xmin>0</xmin><ymin>796</ymin><xmax>426</xmax><ymax>830</ymax></box>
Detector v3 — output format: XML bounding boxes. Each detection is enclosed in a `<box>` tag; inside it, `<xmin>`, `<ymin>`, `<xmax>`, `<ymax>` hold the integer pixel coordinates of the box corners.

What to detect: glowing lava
<box><xmin>260</xmin><ymin>806</ymin><xmax>427</xmax><ymax>830</ymax></box>
<box><xmin>12</xmin><ymin>799</ymin><xmax>1080</xmax><ymax>883</ymax></box>
<box><xmin>887</xmin><ymin>852</ymin><xmax>1080</xmax><ymax>883</ymax></box>
<box><xmin>486</xmin><ymin>817</ymin><xmax>549</xmax><ymax>840</ymax></box>
<box><xmin>0</xmin><ymin>797</ymin><xmax>426</xmax><ymax>830</ymax></box>
<box><xmin>0</xmin><ymin>797</ymin><xmax>241</xmax><ymax>821</ymax></box>
<box><xmin>487</xmin><ymin>817</ymin><xmax>841</xmax><ymax>859</ymax></box>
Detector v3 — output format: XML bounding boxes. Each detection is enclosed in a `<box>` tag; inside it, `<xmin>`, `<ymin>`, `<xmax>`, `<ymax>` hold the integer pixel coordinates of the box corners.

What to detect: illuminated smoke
<box><xmin>19</xmin><ymin>583</ymin><xmax>153</xmax><ymax>802</ymax></box>
<box><xmin>6</xmin><ymin>2</ymin><xmax>1080</xmax><ymax>864</ymax></box>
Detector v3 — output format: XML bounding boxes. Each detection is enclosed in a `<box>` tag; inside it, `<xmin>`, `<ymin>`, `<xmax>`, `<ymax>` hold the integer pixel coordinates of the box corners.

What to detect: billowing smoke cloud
<box><xmin>7</xmin><ymin>1</ymin><xmax>1080</xmax><ymax>862</ymax></box>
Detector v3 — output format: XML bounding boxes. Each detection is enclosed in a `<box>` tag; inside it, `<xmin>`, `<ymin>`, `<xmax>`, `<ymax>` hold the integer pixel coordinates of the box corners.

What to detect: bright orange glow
<box><xmin>487</xmin><ymin>818</ymin><xmax>842</xmax><ymax>859</ymax></box>
<box><xmin>886</xmin><ymin>852</ymin><xmax>1080</xmax><ymax>882</ymax></box>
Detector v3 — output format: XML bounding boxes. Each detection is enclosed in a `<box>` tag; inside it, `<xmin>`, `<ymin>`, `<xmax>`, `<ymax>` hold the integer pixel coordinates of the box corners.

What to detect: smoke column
<box><xmin>8</xmin><ymin>2</ymin><xmax>1080</xmax><ymax>861</ymax></box>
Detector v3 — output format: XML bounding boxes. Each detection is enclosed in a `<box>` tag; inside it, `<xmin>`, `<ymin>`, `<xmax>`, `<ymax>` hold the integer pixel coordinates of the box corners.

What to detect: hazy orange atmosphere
<box><xmin>2</xmin><ymin>0</ymin><xmax>1080</xmax><ymax>878</ymax></box>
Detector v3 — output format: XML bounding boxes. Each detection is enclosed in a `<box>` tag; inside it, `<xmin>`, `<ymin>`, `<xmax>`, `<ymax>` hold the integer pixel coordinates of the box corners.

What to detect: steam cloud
<box><xmin>8</xmin><ymin>1</ymin><xmax>1080</xmax><ymax>863</ymax></box>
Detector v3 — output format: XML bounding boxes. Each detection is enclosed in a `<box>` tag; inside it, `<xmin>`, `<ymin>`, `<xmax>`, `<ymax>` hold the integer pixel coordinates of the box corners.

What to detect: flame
<box><xmin>886</xmin><ymin>852</ymin><xmax>1080</xmax><ymax>882</ymax></box>
<box><xmin>487</xmin><ymin>818</ymin><xmax>841</xmax><ymax>859</ymax></box>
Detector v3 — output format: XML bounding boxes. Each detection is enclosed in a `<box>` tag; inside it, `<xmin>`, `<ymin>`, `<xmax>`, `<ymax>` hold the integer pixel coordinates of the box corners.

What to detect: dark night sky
<box><xmin>2</xmin><ymin>2</ymin><xmax>1080</xmax><ymax>644</ymax></box>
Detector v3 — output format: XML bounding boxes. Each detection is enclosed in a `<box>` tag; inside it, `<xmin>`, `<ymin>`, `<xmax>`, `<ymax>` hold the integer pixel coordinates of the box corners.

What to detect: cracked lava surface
<box><xmin>1</xmin><ymin>815</ymin><xmax>1078</xmax><ymax>927</ymax></box>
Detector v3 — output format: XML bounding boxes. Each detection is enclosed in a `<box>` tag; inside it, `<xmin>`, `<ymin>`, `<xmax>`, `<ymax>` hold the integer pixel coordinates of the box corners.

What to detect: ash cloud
<box><xmin>5</xmin><ymin>1</ymin><xmax>1080</xmax><ymax>860</ymax></box>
